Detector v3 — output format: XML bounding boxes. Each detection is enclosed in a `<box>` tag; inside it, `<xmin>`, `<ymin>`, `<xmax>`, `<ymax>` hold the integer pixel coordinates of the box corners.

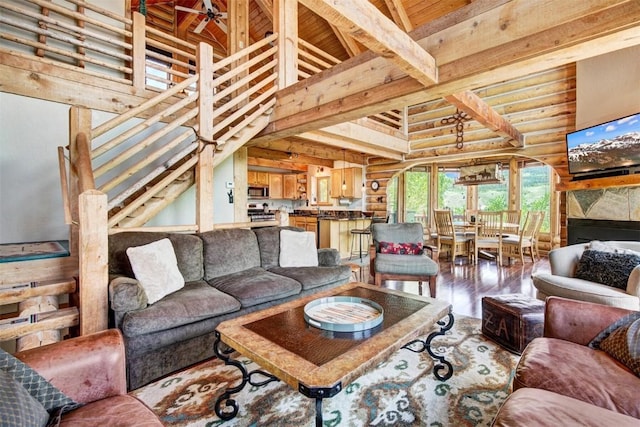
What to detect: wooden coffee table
<box><xmin>214</xmin><ymin>282</ymin><xmax>453</xmax><ymax>426</ymax></box>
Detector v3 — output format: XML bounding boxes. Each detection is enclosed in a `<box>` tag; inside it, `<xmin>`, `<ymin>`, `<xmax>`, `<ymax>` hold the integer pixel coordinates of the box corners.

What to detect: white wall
<box><xmin>145</xmin><ymin>155</ymin><xmax>236</xmax><ymax>226</ymax></box>
<box><xmin>0</xmin><ymin>93</ymin><xmax>70</xmax><ymax>243</ymax></box>
<box><xmin>0</xmin><ymin>0</ymin><xmax>129</xmax><ymax>243</ymax></box>
<box><xmin>577</xmin><ymin>45</ymin><xmax>640</xmax><ymax>128</ymax></box>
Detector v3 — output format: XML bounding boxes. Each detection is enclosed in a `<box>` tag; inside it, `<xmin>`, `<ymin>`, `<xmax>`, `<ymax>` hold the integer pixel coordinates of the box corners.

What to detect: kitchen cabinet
<box><xmin>330</xmin><ymin>167</ymin><xmax>363</xmax><ymax>199</ymax></box>
<box><xmin>283</xmin><ymin>174</ymin><xmax>297</xmax><ymax>199</ymax></box>
<box><xmin>248</xmin><ymin>171</ymin><xmax>269</xmax><ymax>187</ymax></box>
<box><xmin>297</xmin><ymin>174</ymin><xmax>308</xmax><ymax>200</ymax></box>
<box><xmin>290</xmin><ymin>216</ymin><xmax>318</xmax><ymax>245</ymax></box>
<box><xmin>269</xmin><ymin>173</ymin><xmax>283</xmax><ymax>199</ymax></box>
<box><xmin>257</xmin><ymin>172</ymin><xmax>269</xmax><ymax>186</ymax></box>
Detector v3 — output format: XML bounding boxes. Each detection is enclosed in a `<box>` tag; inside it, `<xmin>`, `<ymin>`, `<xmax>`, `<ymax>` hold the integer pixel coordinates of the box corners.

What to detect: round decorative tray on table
<box><xmin>304</xmin><ymin>296</ymin><xmax>384</xmax><ymax>332</ymax></box>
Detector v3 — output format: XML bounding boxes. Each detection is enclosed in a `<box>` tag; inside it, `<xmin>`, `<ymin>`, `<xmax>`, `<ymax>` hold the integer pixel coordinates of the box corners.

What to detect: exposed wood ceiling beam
<box><xmin>299</xmin><ymin>0</ymin><xmax>437</xmax><ymax>85</ymax></box>
<box><xmin>176</xmin><ymin>0</ymin><xmax>201</xmax><ymax>33</ymax></box>
<box><xmin>257</xmin><ymin>0</ymin><xmax>640</xmax><ymax>141</ymax></box>
<box><xmin>380</xmin><ymin>0</ymin><xmax>521</xmax><ymax>148</ymax></box>
<box><xmin>254</xmin><ymin>0</ymin><xmax>273</xmax><ymax>22</ymax></box>
<box><xmin>247</xmin><ymin>157</ymin><xmax>308</xmax><ymax>172</ymax></box>
<box><xmin>444</xmin><ymin>91</ymin><xmax>525</xmax><ymax>147</ymax></box>
<box><xmin>249</xmin><ymin>138</ymin><xmax>370</xmax><ymax>164</ymax></box>
<box><xmin>296</xmin><ymin>130</ymin><xmax>404</xmax><ymax>160</ymax></box>
<box><xmin>247</xmin><ymin>146</ymin><xmax>334</xmax><ymax>168</ymax></box>
<box><xmin>383</xmin><ymin>0</ymin><xmax>412</xmax><ymax>32</ymax></box>
<box><xmin>329</xmin><ymin>24</ymin><xmax>363</xmax><ymax>56</ymax></box>
<box><xmin>319</xmin><ymin>121</ymin><xmax>407</xmax><ymax>153</ymax></box>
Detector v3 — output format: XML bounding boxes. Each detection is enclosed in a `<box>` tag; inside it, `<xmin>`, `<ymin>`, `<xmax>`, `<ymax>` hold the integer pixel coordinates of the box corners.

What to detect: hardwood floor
<box><xmin>353</xmin><ymin>256</ymin><xmax>550</xmax><ymax>319</ymax></box>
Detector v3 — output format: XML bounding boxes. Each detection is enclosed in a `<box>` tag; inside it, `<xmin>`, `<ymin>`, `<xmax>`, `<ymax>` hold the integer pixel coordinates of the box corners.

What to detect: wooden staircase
<box><xmin>77</xmin><ymin>35</ymin><xmax>280</xmax><ymax>231</ymax></box>
<box><xmin>105</xmin><ymin>100</ymin><xmax>275</xmax><ymax>229</ymax></box>
<box><xmin>115</xmin><ymin>170</ymin><xmax>195</xmax><ymax>228</ymax></box>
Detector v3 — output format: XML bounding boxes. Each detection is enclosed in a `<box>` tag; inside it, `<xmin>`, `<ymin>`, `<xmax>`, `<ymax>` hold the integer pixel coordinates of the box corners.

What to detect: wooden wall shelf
<box><xmin>556</xmin><ymin>173</ymin><xmax>640</xmax><ymax>191</ymax></box>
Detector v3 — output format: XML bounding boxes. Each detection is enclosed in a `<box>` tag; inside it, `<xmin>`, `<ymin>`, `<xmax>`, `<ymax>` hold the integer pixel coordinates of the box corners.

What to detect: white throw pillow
<box><xmin>279</xmin><ymin>229</ymin><xmax>319</xmax><ymax>267</ymax></box>
<box><xmin>126</xmin><ymin>238</ymin><xmax>185</xmax><ymax>304</ymax></box>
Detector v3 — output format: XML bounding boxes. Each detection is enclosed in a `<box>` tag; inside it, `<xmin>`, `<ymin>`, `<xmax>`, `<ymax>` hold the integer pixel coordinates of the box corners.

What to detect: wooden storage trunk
<box><xmin>481</xmin><ymin>294</ymin><xmax>545</xmax><ymax>355</ymax></box>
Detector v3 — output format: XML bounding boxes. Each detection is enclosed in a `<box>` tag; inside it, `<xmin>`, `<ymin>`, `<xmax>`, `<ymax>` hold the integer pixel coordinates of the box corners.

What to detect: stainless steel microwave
<box><xmin>248</xmin><ymin>187</ymin><xmax>269</xmax><ymax>198</ymax></box>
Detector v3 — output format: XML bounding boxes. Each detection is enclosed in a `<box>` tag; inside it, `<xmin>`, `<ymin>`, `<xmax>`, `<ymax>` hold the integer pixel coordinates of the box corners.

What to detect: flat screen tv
<box><xmin>566</xmin><ymin>112</ymin><xmax>640</xmax><ymax>176</ymax></box>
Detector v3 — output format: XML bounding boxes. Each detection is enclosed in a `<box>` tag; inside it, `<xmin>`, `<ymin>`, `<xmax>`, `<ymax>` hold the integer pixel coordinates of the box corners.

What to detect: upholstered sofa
<box><xmin>13</xmin><ymin>329</ymin><xmax>163</xmax><ymax>426</ymax></box>
<box><xmin>108</xmin><ymin>226</ymin><xmax>351</xmax><ymax>389</ymax></box>
<box><xmin>532</xmin><ymin>240</ymin><xmax>640</xmax><ymax>310</ymax></box>
<box><xmin>492</xmin><ymin>297</ymin><xmax>639</xmax><ymax>425</ymax></box>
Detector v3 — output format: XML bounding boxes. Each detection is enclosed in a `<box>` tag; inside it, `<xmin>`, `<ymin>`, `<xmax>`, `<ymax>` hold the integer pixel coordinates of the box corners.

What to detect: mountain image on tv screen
<box><xmin>566</xmin><ymin>113</ymin><xmax>640</xmax><ymax>174</ymax></box>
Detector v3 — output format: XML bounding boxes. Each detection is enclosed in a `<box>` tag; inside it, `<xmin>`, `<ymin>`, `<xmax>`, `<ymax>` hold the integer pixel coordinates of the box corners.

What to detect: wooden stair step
<box><xmin>0</xmin><ymin>307</ymin><xmax>79</xmax><ymax>341</ymax></box>
<box><xmin>0</xmin><ymin>279</ymin><xmax>76</xmax><ymax>305</ymax></box>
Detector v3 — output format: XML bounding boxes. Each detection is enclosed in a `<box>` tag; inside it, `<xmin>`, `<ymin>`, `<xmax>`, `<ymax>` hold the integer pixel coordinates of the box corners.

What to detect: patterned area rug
<box><xmin>132</xmin><ymin>315</ymin><xmax>518</xmax><ymax>426</ymax></box>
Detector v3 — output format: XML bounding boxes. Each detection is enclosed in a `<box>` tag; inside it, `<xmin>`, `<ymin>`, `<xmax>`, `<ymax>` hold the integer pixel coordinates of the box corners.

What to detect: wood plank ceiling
<box><xmin>130</xmin><ymin>0</ymin><xmax>623</xmax><ymax>176</ymax></box>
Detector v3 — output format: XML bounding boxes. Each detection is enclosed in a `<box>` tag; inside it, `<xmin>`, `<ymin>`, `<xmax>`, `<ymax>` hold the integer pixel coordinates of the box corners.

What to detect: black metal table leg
<box><xmin>213</xmin><ymin>331</ymin><xmax>280</xmax><ymax>420</ymax></box>
<box><xmin>402</xmin><ymin>312</ymin><xmax>455</xmax><ymax>381</ymax></box>
<box><xmin>315</xmin><ymin>398</ymin><xmax>323</xmax><ymax>427</ymax></box>
<box><xmin>299</xmin><ymin>382</ymin><xmax>342</xmax><ymax>427</ymax></box>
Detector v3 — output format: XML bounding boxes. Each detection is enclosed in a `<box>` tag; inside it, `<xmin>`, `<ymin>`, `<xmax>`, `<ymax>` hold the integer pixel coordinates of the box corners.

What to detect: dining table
<box><xmin>452</xmin><ymin>220</ymin><xmax>520</xmax><ymax>264</ymax></box>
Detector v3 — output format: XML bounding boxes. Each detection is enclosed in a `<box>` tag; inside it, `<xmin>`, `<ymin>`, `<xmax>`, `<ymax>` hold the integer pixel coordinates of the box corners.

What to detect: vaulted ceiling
<box><xmin>130</xmin><ymin>1</ymin><xmax>639</xmax><ymax>176</ymax></box>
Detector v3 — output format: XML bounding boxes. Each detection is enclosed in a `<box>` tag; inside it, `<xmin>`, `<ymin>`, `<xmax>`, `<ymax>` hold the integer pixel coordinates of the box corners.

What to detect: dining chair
<box><xmin>475</xmin><ymin>211</ymin><xmax>504</xmax><ymax>265</ymax></box>
<box><xmin>502</xmin><ymin>210</ymin><xmax>522</xmax><ymax>235</ymax></box>
<box><xmin>531</xmin><ymin>211</ymin><xmax>545</xmax><ymax>259</ymax></box>
<box><xmin>433</xmin><ymin>209</ymin><xmax>474</xmax><ymax>264</ymax></box>
<box><xmin>503</xmin><ymin>211</ymin><xmax>543</xmax><ymax>264</ymax></box>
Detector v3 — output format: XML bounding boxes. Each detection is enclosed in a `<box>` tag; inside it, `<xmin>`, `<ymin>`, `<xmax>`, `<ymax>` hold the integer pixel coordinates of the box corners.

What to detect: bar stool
<box><xmin>349</xmin><ymin>215</ymin><xmax>387</xmax><ymax>261</ymax></box>
<box><xmin>349</xmin><ymin>217</ymin><xmax>373</xmax><ymax>261</ymax></box>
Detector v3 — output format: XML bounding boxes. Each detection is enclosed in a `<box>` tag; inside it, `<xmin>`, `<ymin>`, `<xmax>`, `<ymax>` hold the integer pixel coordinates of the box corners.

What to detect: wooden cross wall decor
<box><xmin>441</xmin><ymin>109</ymin><xmax>471</xmax><ymax>149</ymax></box>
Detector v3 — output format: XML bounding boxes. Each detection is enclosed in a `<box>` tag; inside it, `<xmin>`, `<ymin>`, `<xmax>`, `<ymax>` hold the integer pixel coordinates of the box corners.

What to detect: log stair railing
<box><xmin>0</xmin><ymin>279</ymin><xmax>79</xmax><ymax>350</ymax></box>
<box><xmin>0</xmin><ymin>255</ymin><xmax>79</xmax><ymax>351</ymax></box>
<box><xmin>78</xmin><ymin>34</ymin><xmax>280</xmax><ymax>231</ymax></box>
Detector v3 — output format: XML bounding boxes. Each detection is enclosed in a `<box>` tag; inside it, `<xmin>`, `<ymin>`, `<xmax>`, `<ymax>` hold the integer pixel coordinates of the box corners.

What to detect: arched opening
<box><xmin>382</xmin><ymin>155</ymin><xmax>559</xmax><ymax>254</ymax></box>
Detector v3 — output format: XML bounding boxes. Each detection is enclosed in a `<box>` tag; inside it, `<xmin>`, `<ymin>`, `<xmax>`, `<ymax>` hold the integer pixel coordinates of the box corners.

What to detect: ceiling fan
<box><xmin>175</xmin><ymin>0</ymin><xmax>227</xmax><ymax>34</ymax></box>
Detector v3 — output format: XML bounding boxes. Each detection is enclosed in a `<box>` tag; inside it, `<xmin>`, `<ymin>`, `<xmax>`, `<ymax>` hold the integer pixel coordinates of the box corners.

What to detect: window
<box><xmin>145</xmin><ymin>46</ymin><xmax>172</xmax><ymax>91</ymax></box>
<box><xmin>438</xmin><ymin>169</ymin><xmax>466</xmax><ymax>216</ymax></box>
<box><xmin>477</xmin><ymin>170</ymin><xmax>509</xmax><ymax>211</ymax></box>
<box><xmin>317</xmin><ymin>177</ymin><xmax>330</xmax><ymax>205</ymax></box>
<box><xmin>520</xmin><ymin>164</ymin><xmax>551</xmax><ymax>232</ymax></box>
<box><xmin>387</xmin><ymin>176</ymin><xmax>398</xmax><ymax>223</ymax></box>
<box><xmin>404</xmin><ymin>167</ymin><xmax>430</xmax><ymax>225</ymax></box>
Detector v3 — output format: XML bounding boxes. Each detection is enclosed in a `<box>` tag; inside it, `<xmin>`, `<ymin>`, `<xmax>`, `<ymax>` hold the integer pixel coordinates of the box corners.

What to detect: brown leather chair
<box><xmin>14</xmin><ymin>329</ymin><xmax>163</xmax><ymax>426</ymax></box>
<box><xmin>512</xmin><ymin>297</ymin><xmax>639</xmax><ymax>419</ymax></box>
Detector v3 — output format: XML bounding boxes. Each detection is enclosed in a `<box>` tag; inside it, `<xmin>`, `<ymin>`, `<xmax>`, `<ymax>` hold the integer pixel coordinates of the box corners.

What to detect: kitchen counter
<box><xmin>291</xmin><ymin>210</ymin><xmax>372</xmax><ymax>219</ymax></box>
<box><xmin>318</xmin><ymin>217</ymin><xmax>371</xmax><ymax>259</ymax></box>
<box><xmin>286</xmin><ymin>211</ymin><xmax>373</xmax><ymax>257</ymax></box>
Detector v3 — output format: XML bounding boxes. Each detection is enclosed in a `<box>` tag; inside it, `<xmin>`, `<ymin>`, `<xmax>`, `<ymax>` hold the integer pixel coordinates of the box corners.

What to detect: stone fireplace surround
<box><xmin>567</xmin><ymin>186</ymin><xmax>640</xmax><ymax>245</ymax></box>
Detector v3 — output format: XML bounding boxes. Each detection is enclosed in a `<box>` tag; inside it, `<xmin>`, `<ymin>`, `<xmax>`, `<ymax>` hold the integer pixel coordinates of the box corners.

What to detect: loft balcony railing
<box><xmin>297</xmin><ymin>37</ymin><xmax>403</xmax><ymax>131</ymax></box>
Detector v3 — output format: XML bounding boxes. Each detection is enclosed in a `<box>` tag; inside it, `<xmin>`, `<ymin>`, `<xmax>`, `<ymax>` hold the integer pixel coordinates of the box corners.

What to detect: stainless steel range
<box><xmin>247</xmin><ymin>203</ymin><xmax>276</xmax><ymax>222</ymax></box>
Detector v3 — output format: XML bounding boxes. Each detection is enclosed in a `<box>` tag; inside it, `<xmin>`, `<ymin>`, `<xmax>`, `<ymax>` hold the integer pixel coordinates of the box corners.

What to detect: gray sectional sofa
<box><xmin>108</xmin><ymin>226</ymin><xmax>351</xmax><ymax>390</ymax></box>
